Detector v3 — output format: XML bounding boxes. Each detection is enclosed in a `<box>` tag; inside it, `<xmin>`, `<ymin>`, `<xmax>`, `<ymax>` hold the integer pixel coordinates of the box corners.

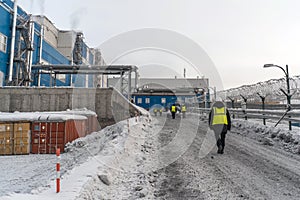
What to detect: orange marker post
<box><xmin>56</xmin><ymin>148</ymin><xmax>60</xmax><ymax>193</ymax></box>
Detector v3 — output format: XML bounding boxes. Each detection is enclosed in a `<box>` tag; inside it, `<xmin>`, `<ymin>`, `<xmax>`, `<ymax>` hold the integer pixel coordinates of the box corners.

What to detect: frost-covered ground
<box><xmin>232</xmin><ymin>119</ymin><xmax>300</xmax><ymax>154</ymax></box>
<box><xmin>0</xmin><ymin>116</ymin><xmax>152</xmax><ymax>200</ymax></box>
<box><xmin>1</xmin><ymin>112</ymin><xmax>300</xmax><ymax>200</ymax></box>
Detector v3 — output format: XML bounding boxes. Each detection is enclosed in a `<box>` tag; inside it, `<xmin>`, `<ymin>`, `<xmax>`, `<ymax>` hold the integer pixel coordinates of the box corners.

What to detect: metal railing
<box><xmin>194</xmin><ymin>107</ymin><xmax>300</xmax><ymax>129</ymax></box>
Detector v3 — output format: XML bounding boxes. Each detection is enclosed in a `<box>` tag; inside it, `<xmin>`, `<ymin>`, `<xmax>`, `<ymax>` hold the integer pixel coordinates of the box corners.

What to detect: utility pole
<box><xmin>264</xmin><ymin>64</ymin><xmax>292</xmax><ymax>130</ymax></box>
<box><xmin>257</xmin><ymin>92</ymin><xmax>266</xmax><ymax>125</ymax></box>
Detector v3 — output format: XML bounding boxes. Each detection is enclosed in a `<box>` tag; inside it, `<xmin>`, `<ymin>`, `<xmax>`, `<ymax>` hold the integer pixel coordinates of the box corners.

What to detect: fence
<box><xmin>195</xmin><ymin>107</ymin><xmax>300</xmax><ymax>129</ymax></box>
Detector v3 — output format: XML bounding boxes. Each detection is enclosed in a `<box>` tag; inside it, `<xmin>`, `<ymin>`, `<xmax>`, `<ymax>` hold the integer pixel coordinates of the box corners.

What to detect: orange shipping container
<box><xmin>31</xmin><ymin>114</ymin><xmax>87</xmax><ymax>154</ymax></box>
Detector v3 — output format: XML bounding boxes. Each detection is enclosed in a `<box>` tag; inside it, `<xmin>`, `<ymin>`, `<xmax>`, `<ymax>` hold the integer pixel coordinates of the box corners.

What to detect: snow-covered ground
<box><xmin>231</xmin><ymin>118</ymin><xmax>300</xmax><ymax>154</ymax></box>
<box><xmin>1</xmin><ymin>111</ymin><xmax>300</xmax><ymax>199</ymax></box>
<box><xmin>0</xmin><ymin>115</ymin><xmax>153</xmax><ymax>200</ymax></box>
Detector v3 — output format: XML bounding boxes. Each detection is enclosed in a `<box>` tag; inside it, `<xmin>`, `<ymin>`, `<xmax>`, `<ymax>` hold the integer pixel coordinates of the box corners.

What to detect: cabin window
<box><xmin>137</xmin><ymin>98</ymin><xmax>142</xmax><ymax>104</ymax></box>
<box><xmin>145</xmin><ymin>98</ymin><xmax>150</xmax><ymax>104</ymax></box>
<box><xmin>161</xmin><ymin>98</ymin><xmax>166</xmax><ymax>103</ymax></box>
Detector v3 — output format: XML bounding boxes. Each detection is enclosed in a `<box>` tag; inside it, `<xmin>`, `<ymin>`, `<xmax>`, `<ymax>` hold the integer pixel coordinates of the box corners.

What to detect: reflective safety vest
<box><xmin>212</xmin><ymin>107</ymin><xmax>228</xmax><ymax>125</ymax></box>
<box><xmin>182</xmin><ymin>105</ymin><xmax>186</xmax><ymax>112</ymax></box>
<box><xmin>171</xmin><ymin>106</ymin><xmax>176</xmax><ymax>112</ymax></box>
<box><xmin>154</xmin><ymin>109</ymin><xmax>157</xmax><ymax>113</ymax></box>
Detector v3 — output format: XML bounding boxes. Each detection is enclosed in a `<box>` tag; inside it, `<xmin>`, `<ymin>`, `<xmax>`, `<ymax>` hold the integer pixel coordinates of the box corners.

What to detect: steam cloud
<box><xmin>70</xmin><ymin>8</ymin><xmax>87</xmax><ymax>30</ymax></box>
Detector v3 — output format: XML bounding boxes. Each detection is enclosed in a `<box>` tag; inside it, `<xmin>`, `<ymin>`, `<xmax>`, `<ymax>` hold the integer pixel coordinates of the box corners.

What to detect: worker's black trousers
<box><xmin>214</xmin><ymin>131</ymin><xmax>226</xmax><ymax>151</ymax></box>
<box><xmin>171</xmin><ymin>112</ymin><xmax>176</xmax><ymax>119</ymax></box>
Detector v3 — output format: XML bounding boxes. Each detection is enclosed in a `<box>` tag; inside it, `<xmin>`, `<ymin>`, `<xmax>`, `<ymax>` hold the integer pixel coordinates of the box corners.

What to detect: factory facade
<box><xmin>0</xmin><ymin>0</ymin><xmax>106</xmax><ymax>87</ymax></box>
<box><xmin>108</xmin><ymin>77</ymin><xmax>210</xmax><ymax>109</ymax></box>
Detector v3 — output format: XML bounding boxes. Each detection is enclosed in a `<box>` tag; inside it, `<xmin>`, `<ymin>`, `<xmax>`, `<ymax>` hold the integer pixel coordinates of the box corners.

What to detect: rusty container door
<box><xmin>91</xmin><ymin>115</ymin><xmax>100</xmax><ymax>133</ymax></box>
<box><xmin>65</xmin><ymin>120</ymin><xmax>78</xmax><ymax>144</ymax></box>
<box><xmin>76</xmin><ymin>119</ymin><xmax>87</xmax><ymax>137</ymax></box>
<box><xmin>48</xmin><ymin>122</ymin><xmax>65</xmax><ymax>154</ymax></box>
<box><xmin>31</xmin><ymin>122</ymin><xmax>48</xmax><ymax>154</ymax></box>
<box><xmin>13</xmin><ymin>123</ymin><xmax>31</xmax><ymax>155</ymax></box>
<box><xmin>86</xmin><ymin>116</ymin><xmax>91</xmax><ymax>135</ymax></box>
<box><xmin>65</xmin><ymin>119</ymin><xmax>87</xmax><ymax>144</ymax></box>
<box><xmin>0</xmin><ymin>123</ymin><xmax>14</xmax><ymax>155</ymax></box>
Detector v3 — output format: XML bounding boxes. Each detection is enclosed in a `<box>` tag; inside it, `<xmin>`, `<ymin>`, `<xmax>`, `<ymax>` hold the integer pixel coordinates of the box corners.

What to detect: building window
<box><xmin>145</xmin><ymin>98</ymin><xmax>150</xmax><ymax>104</ymax></box>
<box><xmin>137</xmin><ymin>98</ymin><xmax>142</xmax><ymax>104</ymax></box>
<box><xmin>0</xmin><ymin>33</ymin><xmax>7</xmax><ymax>53</ymax></box>
<box><xmin>161</xmin><ymin>98</ymin><xmax>166</xmax><ymax>104</ymax></box>
<box><xmin>57</xmin><ymin>74</ymin><xmax>66</xmax><ymax>83</ymax></box>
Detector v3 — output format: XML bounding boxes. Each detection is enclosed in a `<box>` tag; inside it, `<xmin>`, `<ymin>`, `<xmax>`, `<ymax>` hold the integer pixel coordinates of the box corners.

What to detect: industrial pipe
<box><xmin>38</xmin><ymin>16</ymin><xmax>44</xmax><ymax>86</ymax></box>
<box><xmin>8</xmin><ymin>0</ymin><xmax>18</xmax><ymax>82</ymax></box>
<box><xmin>26</xmin><ymin>18</ymin><xmax>34</xmax><ymax>86</ymax></box>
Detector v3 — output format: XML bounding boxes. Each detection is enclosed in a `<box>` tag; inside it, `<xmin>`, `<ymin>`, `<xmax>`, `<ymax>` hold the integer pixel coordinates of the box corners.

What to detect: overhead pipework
<box><xmin>31</xmin><ymin>64</ymin><xmax>139</xmax><ymax>99</ymax></box>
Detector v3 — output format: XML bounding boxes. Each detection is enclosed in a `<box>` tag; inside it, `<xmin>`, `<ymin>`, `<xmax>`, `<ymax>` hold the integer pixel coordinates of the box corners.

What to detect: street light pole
<box><xmin>285</xmin><ymin>65</ymin><xmax>291</xmax><ymax>109</ymax></box>
<box><xmin>263</xmin><ymin>64</ymin><xmax>292</xmax><ymax>130</ymax></box>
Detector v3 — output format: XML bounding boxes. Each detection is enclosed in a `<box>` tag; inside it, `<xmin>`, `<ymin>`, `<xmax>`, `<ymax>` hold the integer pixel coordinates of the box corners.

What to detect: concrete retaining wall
<box><xmin>0</xmin><ymin>87</ymin><xmax>139</xmax><ymax>128</ymax></box>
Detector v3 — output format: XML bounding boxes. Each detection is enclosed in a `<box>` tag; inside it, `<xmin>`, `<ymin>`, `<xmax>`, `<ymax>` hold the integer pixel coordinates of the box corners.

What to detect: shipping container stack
<box><xmin>0</xmin><ymin>123</ymin><xmax>14</xmax><ymax>155</ymax></box>
<box><xmin>0</xmin><ymin>109</ymin><xmax>98</xmax><ymax>155</ymax></box>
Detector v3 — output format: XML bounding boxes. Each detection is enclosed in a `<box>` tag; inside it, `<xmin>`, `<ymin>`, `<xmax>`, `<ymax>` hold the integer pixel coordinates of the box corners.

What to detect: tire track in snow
<box><xmin>154</xmin><ymin>116</ymin><xmax>300</xmax><ymax>200</ymax></box>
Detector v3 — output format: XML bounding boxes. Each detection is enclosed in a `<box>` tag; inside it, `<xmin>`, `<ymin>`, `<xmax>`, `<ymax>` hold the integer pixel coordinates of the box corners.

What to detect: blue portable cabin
<box><xmin>132</xmin><ymin>88</ymin><xmax>205</xmax><ymax>111</ymax></box>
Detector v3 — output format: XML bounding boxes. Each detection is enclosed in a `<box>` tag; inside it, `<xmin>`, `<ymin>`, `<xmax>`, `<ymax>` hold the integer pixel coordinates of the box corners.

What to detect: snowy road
<box><xmin>1</xmin><ymin>114</ymin><xmax>300</xmax><ymax>199</ymax></box>
<box><xmin>153</xmin><ymin>115</ymin><xmax>300</xmax><ymax>200</ymax></box>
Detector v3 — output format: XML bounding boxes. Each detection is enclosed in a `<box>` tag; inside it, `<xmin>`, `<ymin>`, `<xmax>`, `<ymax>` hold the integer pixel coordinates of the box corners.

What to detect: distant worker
<box><xmin>181</xmin><ymin>104</ymin><xmax>187</xmax><ymax>118</ymax></box>
<box><xmin>208</xmin><ymin>101</ymin><xmax>231</xmax><ymax>154</ymax></box>
<box><xmin>159</xmin><ymin>108</ymin><xmax>163</xmax><ymax>116</ymax></box>
<box><xmin>170</xmin><ymin>103</ymin><xmax>177</xmax><ymax>119</ymax></box>
<box><xmin>154</xmin><ymin>108</ymin><xmax>157</xmax><ymax>116</ymax></box>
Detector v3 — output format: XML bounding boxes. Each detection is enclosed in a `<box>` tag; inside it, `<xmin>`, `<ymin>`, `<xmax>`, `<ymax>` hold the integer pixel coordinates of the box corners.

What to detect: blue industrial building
<box><xmin>132</xmin><ymin>88</ymin><xmax>205</xmax><ymax>110</ymax></box>
<box><xmin>0</xmin><ymin>0</ymin><xmax>105</xmax><ymax>87</ymax></box>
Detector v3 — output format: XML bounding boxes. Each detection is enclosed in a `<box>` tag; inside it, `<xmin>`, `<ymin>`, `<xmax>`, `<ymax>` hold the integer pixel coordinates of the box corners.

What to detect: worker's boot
<box><xmin>217</xmin><ymin>139</ymin><xmax>222</xmax><ymax>154</ymax></box>
<box><xmin>219</xmin><ymin>146</ymin><xmax>224</xmax><ymax>154</ymax></box>
<box><xmin>220</xmin><ymin>144</ymin><xmax>224</xmax><ymax>154</ymax></box>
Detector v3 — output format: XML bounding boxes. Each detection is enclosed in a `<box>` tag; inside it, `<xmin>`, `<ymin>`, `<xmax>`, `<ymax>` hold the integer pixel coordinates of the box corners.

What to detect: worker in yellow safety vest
<box><xmin>181</xmin><ymin>104</ymin><xmax>187</xmax><ymax>118</ymax></box>
<box><xmin>159</xmin><ymin>108</ymin><xmax>163</xmax><ymax>116</ymax></box>
<box><xmin>154</xmin><ymin>108</ymin><xmax>157</xmax><ymax>116</ymax></box>
<box><xmin>170</xmin><ymin>103</ymin><xmax>177</xmax><ymax>119</ymax></box>
<box><xmin>208</xmin><ymin>101</ymin><xmax>231</xmax><ymax>154</ymax></box>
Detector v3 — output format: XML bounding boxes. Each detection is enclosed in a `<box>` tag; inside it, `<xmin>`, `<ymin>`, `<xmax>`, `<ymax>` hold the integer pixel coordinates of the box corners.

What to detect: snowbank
<box><xmin>232</xmin><ymin>119</ymin><xmax>300</xmax><ymax>154</ymax></box>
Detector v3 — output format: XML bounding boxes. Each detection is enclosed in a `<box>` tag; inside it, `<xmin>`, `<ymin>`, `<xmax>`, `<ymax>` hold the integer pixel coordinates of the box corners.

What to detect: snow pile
<box><xmin>77</xmin><ymin>116</ymin><xmax>159</xmax><ymax>199</ymax></box>
<box><xmin>232</xmin><ymin>119</ymin><xmax>300</xmax><ymax>154</ymax></box>
<box><xmin>0</xmin><ymin>115</ymin><xmax>155</xmax><ymax>200</ymax></box>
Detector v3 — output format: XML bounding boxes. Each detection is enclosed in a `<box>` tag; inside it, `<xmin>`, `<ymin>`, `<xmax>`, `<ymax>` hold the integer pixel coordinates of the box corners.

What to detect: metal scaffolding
<box><xmin>73</xmin><ymin>32</ymin><xmax>83</xmax><ymax>65</ymax></box>
<box><xmin>8</xmin><ymin>13</ymin><xmax>34</xmax><ymax>86</ymax></box>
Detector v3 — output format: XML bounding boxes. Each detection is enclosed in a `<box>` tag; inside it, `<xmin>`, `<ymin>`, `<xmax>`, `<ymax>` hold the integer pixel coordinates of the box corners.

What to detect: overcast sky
<box><xmin>18</xmin><ymin>0</ymin><xmax>300</xmax><ymax>89</ymax></box>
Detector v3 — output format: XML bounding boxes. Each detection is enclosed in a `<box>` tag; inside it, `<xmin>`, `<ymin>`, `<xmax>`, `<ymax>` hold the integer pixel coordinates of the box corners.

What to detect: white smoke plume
<box><xmin>70</xmin><ymin>8</ymin><xmax>87</xmax><ymax>30</ymax></box>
